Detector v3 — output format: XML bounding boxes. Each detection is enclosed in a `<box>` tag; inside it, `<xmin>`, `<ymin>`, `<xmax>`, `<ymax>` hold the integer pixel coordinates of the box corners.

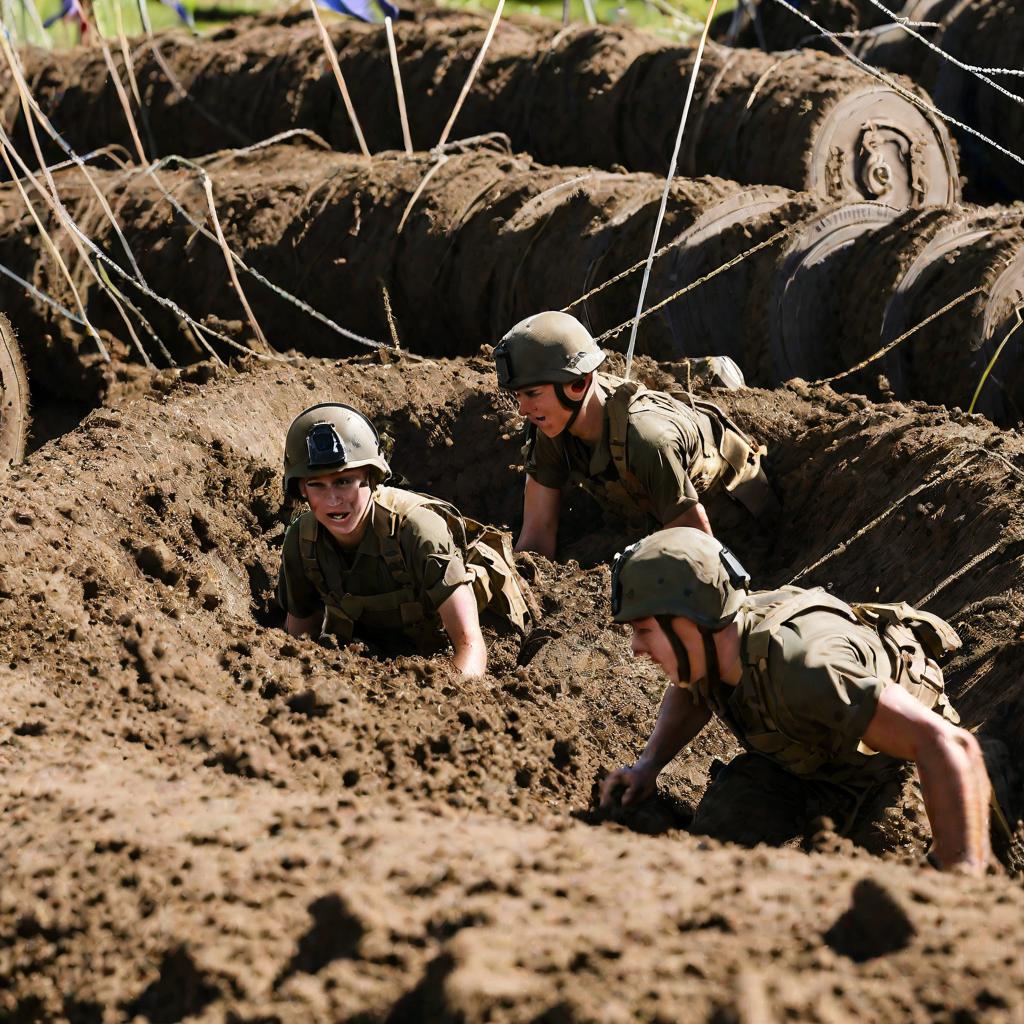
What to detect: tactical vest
<box><xmin>601</xmin><ymin>377</ymin><xmax>777</xmax><ymax>522</ymax></box>
<box><xmin>296</xmin><ymin>487</ymin><xmax>530</xmax><ymax>647</ymax></box>
<box><xmin>708</xmin><ymin>587</ymin><xmax>961</xmax><ymax>780</ymax></box>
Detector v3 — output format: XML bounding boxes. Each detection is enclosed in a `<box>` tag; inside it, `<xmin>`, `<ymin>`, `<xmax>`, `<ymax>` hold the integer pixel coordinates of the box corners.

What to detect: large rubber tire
<box><xmin>879</xmin><ymin>213</ymin><xmax>1024</xmax><ymax>423</ymax></box>
<box><xmin>0</xmin><ymin>312</ymin><xmax>29</xmax><ymax>467</ymax></box>
<box><xmin>768</xmin><ymin>202</ymin><xmax>901</xmax><ymax>382</ymax></box>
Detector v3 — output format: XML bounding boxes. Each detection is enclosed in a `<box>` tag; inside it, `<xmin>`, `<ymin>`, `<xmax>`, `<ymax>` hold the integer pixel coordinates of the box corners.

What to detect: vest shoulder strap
<box><xmin>370</xmin><ymin>486</ymin><xmax>476</xmax><ymax>587</ymax></box>
<box><xmin>849</xmin><ymin>601</ymin><xmax>962</xmax><ymax>658</ymax></box>
<box><xmin>744</xmin><ymin>588</ymin><xmax>858</xmax><ymax>663</ymax></box>
<box><xmin>604</xmin><ymin>378</ymin><xmax>647</xmax><ymax>483</ymax></box>
<box><xmin>297</xmin><ymin>511</ymin><xmax>329</xmax><ymax>596</ymax></box>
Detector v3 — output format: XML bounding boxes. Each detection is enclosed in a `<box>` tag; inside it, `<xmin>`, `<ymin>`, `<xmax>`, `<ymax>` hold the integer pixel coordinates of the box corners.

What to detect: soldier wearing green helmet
<box><xmin>492</xmin><ymin>310</ymin><xmax>775</xmax><ymax>558</ymax></box>
<box><xmin>277</xmin><ymin>403</ymin><xmax>531</xmax><ymax>676</ymax></box>
<box><xmin>600</xmin><ymin>527</ymin><xmax>995</xmax><ymax>875</ymax></box>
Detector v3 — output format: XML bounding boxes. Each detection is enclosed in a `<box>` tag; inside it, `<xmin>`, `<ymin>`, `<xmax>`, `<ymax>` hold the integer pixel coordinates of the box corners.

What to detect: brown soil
<box><xmin>0</xmin><ymin>142</ymin><xmax>804</xmax><ymax>402</ymax></box>
<box><xmin>763</xmin><ymin>204</ymin><xmax>1024</xmax><ymax>424</ymax></box>
<box><xmin>3</xmin><ymin>14</ymin><xmax>958</xmax><ymax>206</ymax></box>
<box><xmin>2</xmin><ymin>351</ymin><xmax>1024</xmax><ymax>1020</ymax></box>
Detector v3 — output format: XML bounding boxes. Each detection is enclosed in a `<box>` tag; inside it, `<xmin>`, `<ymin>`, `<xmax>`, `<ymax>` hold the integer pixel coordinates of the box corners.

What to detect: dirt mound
<box><xmin>0</xmin><ymin>142</ymin><xmax>814</xmax><ymax>400</ymax></box>
<box><xmin>3</xmin><ymin>15</ymin><xmax>959</xmax><ymax>207</ymax></box>
<box><xmin>2</xmin><ymin>352</ymin><xmax>1024</xmax><ymax>1018</ymax></box>
<box><xmin>4</xmin><ymin>142</ymin><xmax>1017</xmax><ymax>421</ymax></box>
<box><xmin>764</xmin><ymin>204</ymin><xmax>1024</xmax><ymax>424</ymax></box>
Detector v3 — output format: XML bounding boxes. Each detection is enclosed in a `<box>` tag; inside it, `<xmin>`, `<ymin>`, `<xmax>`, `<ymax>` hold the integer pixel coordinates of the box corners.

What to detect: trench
<box><xmin>2</xmin><ymin>354</ymin><xmax>1023</xmax><ymax>842</ymax></box>
<box><xmin>5</xmin><ymin>351</ymin><xmax>1024</xmax><ymax>1018</ymax></box>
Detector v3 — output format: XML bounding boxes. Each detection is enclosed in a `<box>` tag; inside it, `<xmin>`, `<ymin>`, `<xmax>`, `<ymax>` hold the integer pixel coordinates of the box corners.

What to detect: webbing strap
<box><xmin>605</xmin><ymin>379</ymin><xmax>655</xmax><ymax>513</ymax></box>
<box><xmin>298</xmin><ymin>512</ymin><xmax>329</xmax><ymax>595</ymax></box>
<box><xmin>744</xmin><ymin>589</ymin><xmax>857</xmax><ymax>664</ymax></box>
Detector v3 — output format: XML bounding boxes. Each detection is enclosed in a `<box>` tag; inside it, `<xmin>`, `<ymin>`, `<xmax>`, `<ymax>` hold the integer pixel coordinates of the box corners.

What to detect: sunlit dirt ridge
<box><xmin>2</xmin><ymin>353</ymin><xmax>1024</xmax><ymax>1020</ymax></box>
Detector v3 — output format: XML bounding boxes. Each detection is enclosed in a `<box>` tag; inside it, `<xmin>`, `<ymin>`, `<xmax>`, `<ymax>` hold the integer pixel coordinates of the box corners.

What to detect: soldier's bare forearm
<box><xmin>439</xmin><ymin>584</ymin><xmax>488</xmax><ymax>677</ymax></box>
<box><xmin>917</xmin><ymin>728</ymin><xmax>992</xmax><ymax>874</ymax></box>
<box><xmin>862</xmin><ymin>686</ymin><xmax>991</xmax><ymax>874</ymax></box>
<box><xmin>514</xmin><ymin>526</ymin><xmax>556</xmax><ymax>558</ymax></box>
<box><xmin>637</xmin><ymin>685</ymin><xmax>712</xmax><ymax>772</ymax></box>
<box><xmin>517</xmin><ymin>477</ymin><xmax>560</xmax><ymax>557</ymax></box>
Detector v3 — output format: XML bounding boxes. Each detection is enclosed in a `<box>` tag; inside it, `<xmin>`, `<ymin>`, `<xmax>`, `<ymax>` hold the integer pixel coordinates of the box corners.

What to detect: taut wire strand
<box><xmin>623</xmin><ymin>0</ymin><xmax>719</xmax><ymax>380</ymax></box>
<box><xmin>0</xmin><ymin>261</ymin><xmax>86</xmax><ymax>325</ymax></box>
<box><xmin>200</xmin><ymin>176</ymin><xmax>271</xmax><ymax>352</ymax></box>
<box><xmin>787</xmin><ymin>454</ymin><xmax>977</xmax><ymax>585</ymax></box>
<box><xmin>594</xmin><ymin>222</ymin><xmax>796</xmax><ymax>344</ymax></box>
<box><xmin>769</xmin><ymin>0</ymin><xmax>1024</xmax><ymax>170</ymax></box>
<box><xmin>437</xmin><ymin>0</ymin><xmax>505</xmax><ymax>150</ymax></box>
<box><xmin>309</xmin><ymin>0</ymin><xmax>370</xmax><ymax>158</ymax></box>
<box><xmin>385</xmin><ymin>17</ymin><xmax>413</xmax><ymax>155</ymax></box>
<box><xmin>861</xmin><ymin>0</ymin><xmax>1024</xmax><ymax>83</ymax></box>
<box><xmin>811</xmin><ymin>287</ymin><xmax>983</xmax><ymax>385</ymax></box>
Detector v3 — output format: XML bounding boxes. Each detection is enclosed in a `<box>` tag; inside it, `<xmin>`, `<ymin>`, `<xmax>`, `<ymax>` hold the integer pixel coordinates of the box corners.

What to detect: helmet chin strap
<box><xmin>655</xmin><ymin>616</ymin><xmax>722</xmax><ymax>705</ymax></box>
<box><xmin>655</xmin><ymin>615</ymin><xmax>691</xmax><ymax>687</ymax></box>
<box><xmin>553</xmin><ymin>376</ymin><xmax>591</xmax><ymax>434</ymax></box>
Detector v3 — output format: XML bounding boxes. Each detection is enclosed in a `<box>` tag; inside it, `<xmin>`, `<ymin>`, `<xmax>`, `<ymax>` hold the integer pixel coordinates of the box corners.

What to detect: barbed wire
<box><xmin>811</xmin><ymin>286</ymin><xmax>984</xmax><ymax>385</ymax></box>
<box><xmin>861</xmin><ymin>0</ymin><xmax>1024</xmax><ymax>78</ymax></box>
<box><xmin>592</xmin><ymin>221</ymin><xmax>799</xmax><ymax>344</ymax></box>
<box><xmin>0</xmin><ymin>261</ymin><xmax>86</xmax><ymax>325</ymax></box>
<box><xmin>787</xmin><ymin>454</ymin><xmax>977</xmax><ymax>585</ymax></box>
<box><xmin>769</xmin><ymin>0</ymin><xmax>1024</xmax><ymax>169</ymax></box>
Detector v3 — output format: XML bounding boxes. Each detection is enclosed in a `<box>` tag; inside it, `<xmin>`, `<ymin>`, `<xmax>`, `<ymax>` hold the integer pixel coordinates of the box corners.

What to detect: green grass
<box><xmin>7</xmin><ymin>0</ymin><xmax>723</xmax><ymax>48</ymax></box>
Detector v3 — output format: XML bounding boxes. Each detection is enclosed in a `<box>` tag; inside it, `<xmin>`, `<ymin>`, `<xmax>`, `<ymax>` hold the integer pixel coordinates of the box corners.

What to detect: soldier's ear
<box><xmin>297</xmin><ymin>479</ymin><xmax>309</xmax><ymax>500</ymax></box>
<box><xmin>567</xmin><ymin>374</ymin><xmax>591</xmax><ymax>397</ymax></box>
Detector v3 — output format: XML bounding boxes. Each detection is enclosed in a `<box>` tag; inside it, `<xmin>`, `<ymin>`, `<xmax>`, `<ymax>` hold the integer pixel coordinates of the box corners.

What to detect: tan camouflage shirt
<box><xmin>277</xmin><ymin>493</ymin><xmax>475</xmax><ymax>633</ymax></box>
<box><xmin>707</xmin><ymin>596</ymin><xmax>960</xmax><ymax>786</ymax></box>
<box><xmin>525</xmin><ymin>372</ymin><xmax>719</xmax><ymax>526</ymax></box>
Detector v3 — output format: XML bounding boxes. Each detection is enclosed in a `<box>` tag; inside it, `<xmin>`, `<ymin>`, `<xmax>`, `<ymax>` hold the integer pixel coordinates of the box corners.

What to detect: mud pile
<box><xmin>766</xmin><ymin>203</ymin><xmax>1024</xmax><ymax>423</ymax></box>
<box><xmin>4</xmin><ymin>141</ymin><xmax>1020</xmax><ymax>420</ymax></box>
<box><xmin>2</xmin><ymin>351</ymin><xmax>1024</xmax><ymax>1019</ymax></box>
<box><xmin>0</xmin><ymin>142</ymin><xmax>823</xmax><ymax>399</ymax></box>
<box><xmin>3</xmin><ymin>12</ymin><xmax>960</xmax><ymax>207</ymax></box>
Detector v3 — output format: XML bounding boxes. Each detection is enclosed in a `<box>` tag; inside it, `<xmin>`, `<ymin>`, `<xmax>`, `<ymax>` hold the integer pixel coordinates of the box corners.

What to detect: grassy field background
<box><xmin>7</xmin><ymin>0</ymin><xmax>722</xmax><ymax>48</ymax></box>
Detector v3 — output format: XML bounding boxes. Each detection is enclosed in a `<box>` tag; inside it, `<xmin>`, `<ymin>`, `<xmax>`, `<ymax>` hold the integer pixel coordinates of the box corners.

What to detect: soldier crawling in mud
<box><xmin>601</xmin><ymin>528</ymin><xmax>994</xmax><ymax>875</ymax></box>
<box><xmin>277</xmin><ymin>404</ymin><xmax>531</xmax><ymax>676</ymax></box>
<box><xmin>492</xmin><ymin>311</ymin><xmax>775</xmax><ymax>558</ymax></box>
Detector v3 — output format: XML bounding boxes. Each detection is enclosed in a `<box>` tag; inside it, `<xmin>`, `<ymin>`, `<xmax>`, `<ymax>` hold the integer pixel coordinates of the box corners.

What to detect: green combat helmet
<box><xmin>611</xmin><ymin>527</ymin><xmax>751</xmax><ymax>693</ymax></box>
<box><xmin>611</xmin><ymin>527</ymin><xmax>750</xmax><ymax>630</ymax></box>
<box><xmin>283</xmin><ymin>403</ymin><xmax>391</xmax><ymax>499</ymax></box>
<box><xmin>493</xmin><ymin>311</ymin><xmax>606</xmax><ymax>391</ymax></box>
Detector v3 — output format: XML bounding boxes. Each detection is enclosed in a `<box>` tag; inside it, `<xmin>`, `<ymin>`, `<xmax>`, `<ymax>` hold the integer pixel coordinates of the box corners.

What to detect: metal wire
<box><xmin>624</xmin><ymin>0</ymin><xmax>720</xmax><ymax>380</ymax></box>
<box><xmin>769</xmin><ymin>0</ymin><xmax>1024</xmax><ymax>170</ymax></box>
<box><xmin>861</xmin><ymin>0</ymin><xmax>1024</xmax><ymax>80</ymax></box>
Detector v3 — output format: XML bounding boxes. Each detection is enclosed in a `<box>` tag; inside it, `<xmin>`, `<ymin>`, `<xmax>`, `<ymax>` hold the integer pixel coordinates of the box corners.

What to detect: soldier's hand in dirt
<box><xmin>600</xmin><ymin>762</ymin><xmax>658</xmax><ymax>809</ymax></box>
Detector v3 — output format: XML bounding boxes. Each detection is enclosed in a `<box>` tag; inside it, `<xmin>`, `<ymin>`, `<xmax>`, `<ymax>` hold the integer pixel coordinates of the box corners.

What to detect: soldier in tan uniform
<box><xmin>277</xmin><ymin>404</ymin><xmax>531</xmax><ymax>676</ymax></box>
<box><xmin>492</xmin><ymin>311</ymin><xmax>774</xmax><ymax>558</ymax></box>
<box><xmin>599</xmin><ymin>528</ymin><xmax>993</xmax><ymax>875</ymax></box>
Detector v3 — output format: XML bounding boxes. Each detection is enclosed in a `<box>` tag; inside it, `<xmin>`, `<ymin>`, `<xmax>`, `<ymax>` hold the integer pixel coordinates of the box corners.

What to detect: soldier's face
<box><xmin>514</xmin><ymin>384</ymin><xmax>573</xmax><ymax>437</ymax></box>
<box><xmin>300</xmin><ymin>468</ymin><xmax>374</xmax><ymax>545</ymax></box>
<box><xmin>628</xmin><ymin>615</ymin><xmax>704</xmax><ymax>686</ymax></box>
